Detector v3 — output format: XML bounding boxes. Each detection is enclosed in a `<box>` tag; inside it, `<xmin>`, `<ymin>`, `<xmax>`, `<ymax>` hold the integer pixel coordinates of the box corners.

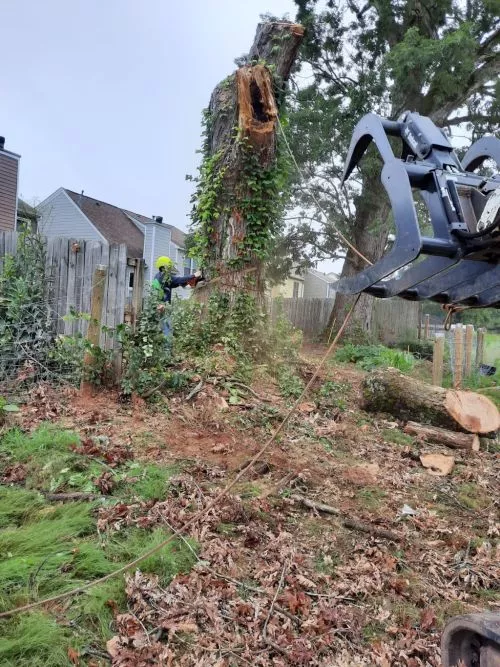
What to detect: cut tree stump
<box><xmin>404</xmin><ymin>422</ymin><xmax>480</xmax><ymax>451</ymax></box>
<box><xmin>363</xmin><ymin>368</ymin><xmax>500</xmax><ymax>434</ymax></box>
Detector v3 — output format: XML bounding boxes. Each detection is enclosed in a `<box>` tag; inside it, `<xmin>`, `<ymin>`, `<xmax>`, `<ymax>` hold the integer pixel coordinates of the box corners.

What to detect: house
<box><xmin>37</xmin><ymin>188</ymin><xmax>196</xmax><ymax>296</ymax></box>
<box><xmin>270</xmin><ymin>268</ymin><xmax>338</xmax><ymax>300</ymax></box>
<box><xmin>303</xmin><ymin>268</ymin><xmax>338</xmax><ymax>299</ymax></box>
<box><xmin>0</xmin><ymin>136</ymin><xmax>20</xmax><ymax>232</ymax></box>
<box><xmin>269</xmin><ymin>269</ymin><xmax>304</xmax><ymax>299</ymax></box>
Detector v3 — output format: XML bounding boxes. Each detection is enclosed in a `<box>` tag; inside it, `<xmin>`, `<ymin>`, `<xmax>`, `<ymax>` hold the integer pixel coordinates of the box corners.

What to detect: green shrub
<box><xmin>391</xmin><ymin>339</ymin><xmax>434</xmax><ymax>360</ymax></box>
<box><xmin>335</xmin><ymin>343</ymin><xmax>415</xmax><ymax>373</ymax></box>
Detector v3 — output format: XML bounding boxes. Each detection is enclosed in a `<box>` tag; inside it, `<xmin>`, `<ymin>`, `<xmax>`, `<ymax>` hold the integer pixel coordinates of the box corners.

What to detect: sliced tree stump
<box><xmin>362</xmin><ymin>368</ymin><xmax>500</xmax><ymax>434</ymax></box>
<box><xmin>404</xmin><ymin>421</ymin><xmax>480</xmax><ymax>451</ymax></box>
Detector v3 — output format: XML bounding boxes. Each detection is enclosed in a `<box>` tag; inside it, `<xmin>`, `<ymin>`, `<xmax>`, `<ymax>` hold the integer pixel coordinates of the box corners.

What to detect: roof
<box><xmin>165</xmin><ymin>224</ymin><xmax>185</xmax><ymax>248</ymax></box>
<box><xmin>307</xmin><ymin>268</ymin><xmax>339</xmax><ymax>283</ymax></box>
<box><xmin>63</xmin><ymin>190</ymin><xmax>188</xmax><ymax>258</ymax></box>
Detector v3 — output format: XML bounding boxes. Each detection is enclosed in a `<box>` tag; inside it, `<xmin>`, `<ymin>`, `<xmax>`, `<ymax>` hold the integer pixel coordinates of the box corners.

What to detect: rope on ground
<box><xmin>0</xmin><ymin>294</ymin><xmax>361</xmax><ymax>619</ymax></box>
<box><xmin>277</xmin><ymin>116</ymin><xmax>373</xmax><ymax>267</ymax></box>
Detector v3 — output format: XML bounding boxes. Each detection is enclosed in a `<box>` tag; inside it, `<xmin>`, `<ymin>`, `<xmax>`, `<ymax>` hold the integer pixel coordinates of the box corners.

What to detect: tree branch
<box><xmin>446</xmin><ymin>114</ymin><xmax>496</xmax><ymax>127</ymax></box>
<box><xmin>478</xmin><ymin>23</ymin><xmax>500</xmax><ymax>55</ymax></box>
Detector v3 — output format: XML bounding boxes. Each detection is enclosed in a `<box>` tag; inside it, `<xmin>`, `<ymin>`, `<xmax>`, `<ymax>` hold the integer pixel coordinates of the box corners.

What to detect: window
<box><xmin>293</xmin><ymin>281</ymin><xmax>300</xmax><ymax>298</ymax></box>
<box><xmin>184</xmin><ymin>266</ymin><xmax>191</xmax><ymax>276</ymax></box>
<box><xmin>129</xmin><ymin>272</ymin><xmax>134</xmax><ymax>288</ymax></box>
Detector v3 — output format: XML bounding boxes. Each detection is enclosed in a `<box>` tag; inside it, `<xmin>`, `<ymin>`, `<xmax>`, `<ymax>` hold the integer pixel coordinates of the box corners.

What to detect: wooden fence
<box><xmin>0</xmin><ymin>231</ymin><xmax>137</xmax><ymax>349</ymax></box>
<box><xmin>271</xmin><ymin>297</ymin><xmax>421</xmax><ymax>343</ymax></box>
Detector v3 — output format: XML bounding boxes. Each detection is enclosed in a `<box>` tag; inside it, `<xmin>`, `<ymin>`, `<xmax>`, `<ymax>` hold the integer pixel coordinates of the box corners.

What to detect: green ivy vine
<box><xmin>188</xmin><ymin>68</ymin><xmax>291</xmax><ymax>273</ymax></box>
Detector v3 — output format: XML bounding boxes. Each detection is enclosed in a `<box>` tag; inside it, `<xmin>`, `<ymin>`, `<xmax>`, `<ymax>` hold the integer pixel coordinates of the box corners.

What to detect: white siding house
<box><xmin>38</xmin><ymin>188</ymin><xmax>106</xmax><ymax>243</ymax></box>
<box><xmin>37</xmin><ymin>188</ymin><xmax>195</xmax><ymax>297</ymax></box>
<box><xmin>144</xmin><ymin>224</ymin><xmax>172</xmax><ymax>282</ymax></box>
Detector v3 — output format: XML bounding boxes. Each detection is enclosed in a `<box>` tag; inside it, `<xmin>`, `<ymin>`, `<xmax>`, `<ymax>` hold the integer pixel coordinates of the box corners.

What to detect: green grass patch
<box><xmin>456</xmin><ymin>482</ymin><xmax>491</xmax><ymax>511</ymax></box>
<box><xmin>0</xmin><ymin>612</ymin><xmax>77</xmax><ymax>667</ymax></box>
<box><xmin>356</xmin><ymin>486</ymin><xmax>387</xmax><ymax>510</ymax></box>
<box><xmin>381</xmin><ymin>429</ymin><xmax>414</xmax><ymax>447</ymax></box>
<box><xmin>126</xmin><ymin>462</ymin><xmax>179</xmax><ymax>501</ymax></box>
<box><xmin>0</xmin><ymin>426</ymin><xmax>197</xmax><ymax>665</ymax></box>
<box><xmin>335</xmin><ymin>344</ymin><xmax>415</xmax><ymax>373</ymax></box>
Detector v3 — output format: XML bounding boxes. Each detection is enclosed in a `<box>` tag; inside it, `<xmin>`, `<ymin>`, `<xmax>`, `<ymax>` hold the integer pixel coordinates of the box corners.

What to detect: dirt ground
<box><xmin>15</xmin><ymin>345</ymin><xmax>500</xmax><ymax>666</ymax></box>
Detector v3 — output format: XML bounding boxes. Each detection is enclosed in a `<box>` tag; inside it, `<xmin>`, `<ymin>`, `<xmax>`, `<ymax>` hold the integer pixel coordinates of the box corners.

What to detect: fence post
<box><xmin>476</xmin><ymin>327</ymin><xmax>486</xmax><ymax>368</ymax></box>
<box><xmin>81</xmin><ymin>265</ymin><xmax>107</xmax><ymax>395</ymax></box>
<box><xmin>424</xmin><ymin>314</ymin><xmax>430</xmax><ymax>340</ymax></box>
<box><xmin>453</xmin><ymin>324</ymin><xmax>464</xmax><ymax>389</ymax></box>
<box><xmin>464</xmin><ymin>324</ymin><xmax>474</xmax><ymax>376</ymax></box>
<box><xmin>131</xmin><ymin>258</ymin><xmax>146</xmax><ymax>329</ymax></box>
<box><xmin>432</xmin><ymin>334</ymin><xmax>445</xmax><ymax>387</ymax></box>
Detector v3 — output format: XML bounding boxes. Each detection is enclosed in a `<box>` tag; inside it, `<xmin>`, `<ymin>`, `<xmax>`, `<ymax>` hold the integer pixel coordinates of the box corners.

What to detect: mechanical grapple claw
<box><xmin>335</xmin><ymin>111</ymin><xmax>500</xmax><ymax>308</ymax></box>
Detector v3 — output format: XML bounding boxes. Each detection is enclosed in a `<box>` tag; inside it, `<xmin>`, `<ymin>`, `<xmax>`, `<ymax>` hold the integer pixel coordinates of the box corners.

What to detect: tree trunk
<box><xmin>327</xmin><ymin>169</ymin><xmax>391</xmax><ymax>338</ymax></box>
<box><xmin>403</xmin><ymin>421</ymin><xmax>480</xmax><ymax>451</ymax></box>
<box><xmin>362</xmin><ymin>368</ymin><xmax>500</xmax><ymax>433</ymax></box>
<box><xmin>194</xmin><ymin>22</ymin><xmax>304</xmax><ymax>302</ymax></box>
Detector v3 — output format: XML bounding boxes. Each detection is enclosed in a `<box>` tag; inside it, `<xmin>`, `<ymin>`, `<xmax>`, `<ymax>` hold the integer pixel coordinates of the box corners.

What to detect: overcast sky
<box><xmin>1</xmin><ymin>0</ymin><xmax>296</xmax><ymax>229</ymax></box>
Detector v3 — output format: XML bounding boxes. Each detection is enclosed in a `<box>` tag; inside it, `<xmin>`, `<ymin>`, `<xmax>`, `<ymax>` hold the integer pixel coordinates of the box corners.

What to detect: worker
<box><xmin>152</xmin><ymin>256</ymin><xmax>203</xmax><ymax>336</ymax></box>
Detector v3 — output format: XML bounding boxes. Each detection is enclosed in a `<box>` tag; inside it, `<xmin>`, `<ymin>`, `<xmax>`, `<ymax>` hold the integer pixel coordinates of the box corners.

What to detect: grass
<box><xmin>356</xmin><ymin>487</ymin><xmax>387</xmax><ymax>511</ymax></box>
<box><xmin>381</xmin><ymin>429</ymin><xmax>414</xmax><ymax>447</ymax></box>
<box><xmin>484</xmin><ymin>332</ymin><xmax>500</xmax><ymax>365</ymax></box>
<box><xmin>456</xmin><ymin>482</ymin><xmax>491</xmax><ymax>511</ymax></box>
<box><xmin>335</xmin><ymin>344</ymin><xmax>416</xmax><ymax>373</ymax></box>
<box><xmin>0</xmin><ymin>425</ymin><xmax>197</xmax><ymax>665</ymax></box>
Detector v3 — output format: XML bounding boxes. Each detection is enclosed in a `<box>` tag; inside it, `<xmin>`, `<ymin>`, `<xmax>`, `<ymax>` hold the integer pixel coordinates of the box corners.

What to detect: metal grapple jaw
<box><xmin>334</xmin><ymin>111</ymin><xmax>500</xmax><ymax>308</ymax></box>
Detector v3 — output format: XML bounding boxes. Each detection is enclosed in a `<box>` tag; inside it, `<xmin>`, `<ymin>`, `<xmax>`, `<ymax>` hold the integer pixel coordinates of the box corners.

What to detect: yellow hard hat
<box><xmin>155</xmin><ymin>256</ymin><xmax>174</xmax><ymax>270</ymax></box>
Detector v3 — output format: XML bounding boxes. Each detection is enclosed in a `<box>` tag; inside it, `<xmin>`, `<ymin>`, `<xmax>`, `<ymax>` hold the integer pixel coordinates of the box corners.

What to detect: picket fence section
<box><xmin>0</xmin><ymin>231</ymin><xmax>130</xmax><ymax>349</ymax></box>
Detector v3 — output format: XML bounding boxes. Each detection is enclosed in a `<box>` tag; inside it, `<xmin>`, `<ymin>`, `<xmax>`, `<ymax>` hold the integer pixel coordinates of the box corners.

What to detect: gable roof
<box><xmin>65</xmin><ymin>189</ymin><xmax>144</xmax><ymax>257</ymax></box>
<box><xmin>165</xmin><ymin>224</ymin><xmax>186</xmax><ymax>248</ymax></box>
<box><xmin>307</xmin><ymin>268</ymin><xmax>339</xmax><ymax>283</ymax></box>
<box><xmin>63</xmin><ymin>189</ymin><xmax>188</xmax><ymax>258</ymax></box>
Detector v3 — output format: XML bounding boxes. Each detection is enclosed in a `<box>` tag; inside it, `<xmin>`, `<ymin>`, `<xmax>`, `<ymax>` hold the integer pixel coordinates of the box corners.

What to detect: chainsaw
<box><xmin>334</xmin><ymin>111</ymin><xmax>500</xmax><ymax>308</ymax></box>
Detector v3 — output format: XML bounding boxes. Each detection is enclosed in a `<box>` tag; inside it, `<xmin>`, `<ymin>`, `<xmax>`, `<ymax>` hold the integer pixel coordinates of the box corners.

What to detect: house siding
<box><xmin>0</xmin><ymin>152</ymin><xmax>19</xmax><ymax>232</ymax></box>
<box><xmin>303</xmin><ymin>273</ymin><xmax>328</xmax><ymax>299</ymax></box>
<box><xmin>271</xmin><ymin>278</ymin><xmax>304</xmax><ymax>299</ymax></box>
<box><xmin>145</xmin><ymin>223</ymin><xmax>171</xmax><ymax>281</ymax></box>
<box><xmin>38</xmin><ymin>189</ymin><xmax>104</xmax><ymax>242</ymax></box>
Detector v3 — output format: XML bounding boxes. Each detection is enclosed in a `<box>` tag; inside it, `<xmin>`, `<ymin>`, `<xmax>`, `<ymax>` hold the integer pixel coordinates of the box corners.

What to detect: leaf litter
<box><xmin>3</xmin><ymin>356</ymin><xmax>500</xmax><ymax>665</ymax></box>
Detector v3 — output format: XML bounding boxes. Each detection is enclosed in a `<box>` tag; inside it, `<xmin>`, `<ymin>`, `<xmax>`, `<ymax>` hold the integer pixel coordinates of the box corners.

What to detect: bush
<box><xmin>391</xmin><ymin>339</ymin><xmax>434</xmax><ymax>360</ymax></box>
<box><xmin>0</xmin><ymin>232</ymin><xmax>52</xmax><ymax>385</ymax></box>
<box><xmin>335</xmin><ymin>343</ymin><xmax>415</xmax><ymax>373</ymax></box>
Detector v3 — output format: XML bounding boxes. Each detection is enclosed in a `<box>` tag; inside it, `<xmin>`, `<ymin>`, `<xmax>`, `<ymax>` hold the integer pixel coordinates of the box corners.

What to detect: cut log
<box><xmin>404</xmin><ymin>422</ymin><xmax>480</xmax><ymax>451</ymax></box>
<box><xmin>363</xmin><ymin>368</ymin><xmax>500</xmax><ymax>434</ymax></box>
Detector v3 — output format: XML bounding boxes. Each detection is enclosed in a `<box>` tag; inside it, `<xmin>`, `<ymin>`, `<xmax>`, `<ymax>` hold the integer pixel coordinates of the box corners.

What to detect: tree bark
<box><xmin>362</xmin><ymin>368</ymin><xmax>500</xmax><ymax>433</ymax></box>
<box><xmin>403</xmin><ymin>421</ymin><xmax>480</xmax><ymax>451</ymax></box>
<box><xmin>194</xmin><ymin>22</ymin><xmax>304</xmax><ymax>302</ymax></box>
<box><xmin>326</xmin><ymin>168</ymin><xmax>392</xmax><ymax>338</ymax></box>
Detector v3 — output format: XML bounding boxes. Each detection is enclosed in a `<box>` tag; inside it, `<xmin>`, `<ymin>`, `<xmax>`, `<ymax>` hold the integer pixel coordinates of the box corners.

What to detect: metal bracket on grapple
<box><xmin>334</xmin><ymin>111</ymin><xmax>500</xmax><ymax>309</ymax></box>
<box><xmin>441</xmin><ymin>613</ymin><xmax>500</xmax><ymax>667</ymax></box>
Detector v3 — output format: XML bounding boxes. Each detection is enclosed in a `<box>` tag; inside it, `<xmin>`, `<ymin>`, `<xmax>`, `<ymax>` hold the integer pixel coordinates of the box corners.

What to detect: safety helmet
<box><xmin>155</xmin><ymin>256</ymin><xmax>174</xmax><ymax>270</ymax></box>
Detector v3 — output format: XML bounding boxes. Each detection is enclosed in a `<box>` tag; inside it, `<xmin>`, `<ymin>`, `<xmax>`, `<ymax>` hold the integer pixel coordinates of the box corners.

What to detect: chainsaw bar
<box><xmin>334</xmin><ymin>111</ymin><xmax>500</xmax><ymax>308</ymax></box>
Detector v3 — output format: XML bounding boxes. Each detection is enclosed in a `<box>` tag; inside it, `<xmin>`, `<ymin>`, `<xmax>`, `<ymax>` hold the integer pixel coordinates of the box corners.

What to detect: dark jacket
<box><xmin>153</xmin><ymin>271</ymin><xmax>196</xmax><ymax>303</ymax></box>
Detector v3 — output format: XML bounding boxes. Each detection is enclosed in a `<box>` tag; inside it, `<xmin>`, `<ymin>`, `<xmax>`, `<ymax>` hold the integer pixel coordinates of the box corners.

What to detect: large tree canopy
<box><xmin>283</xmin><ymin>0</ymin><xmax>500</xmax><ymax>334</ymax></box>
